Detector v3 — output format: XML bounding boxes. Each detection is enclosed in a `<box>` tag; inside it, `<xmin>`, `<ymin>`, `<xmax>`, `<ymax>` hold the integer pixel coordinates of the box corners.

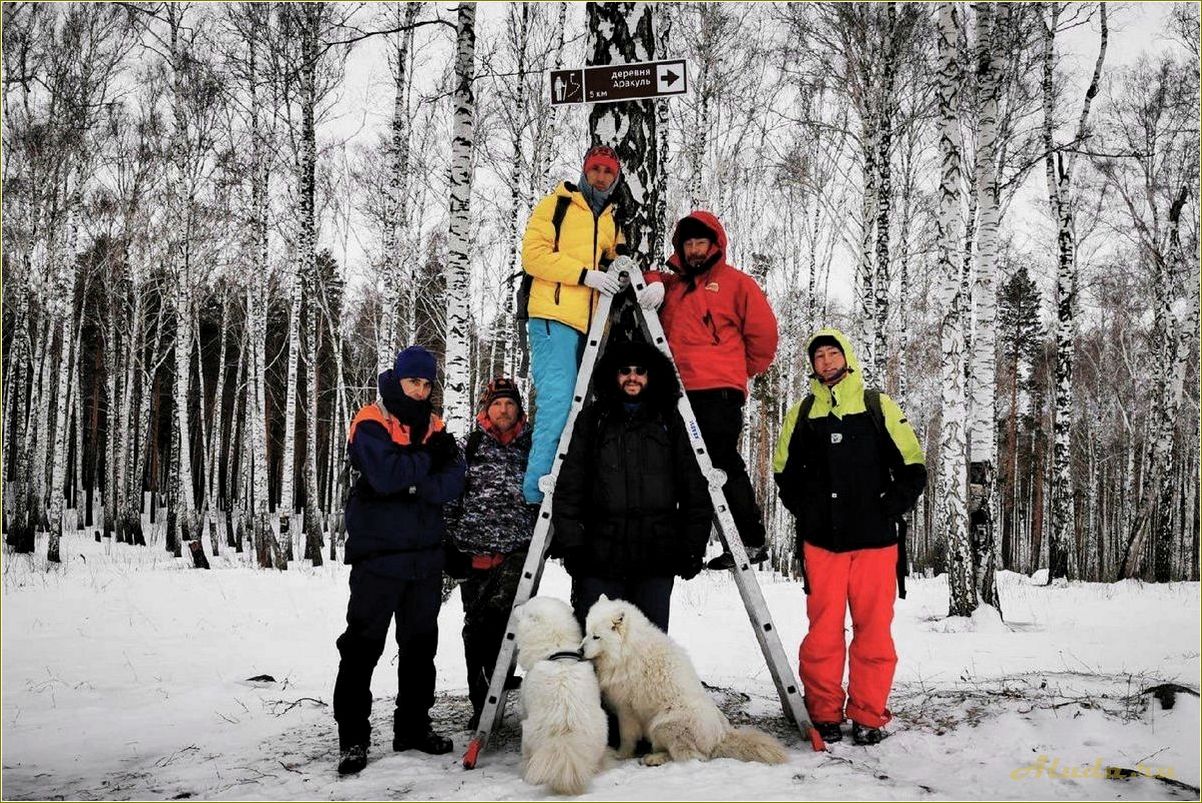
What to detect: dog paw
<box><xmin>640</xmin><ymin>751</ymin><xmax>671</xmax><ymax>767</ymax></box>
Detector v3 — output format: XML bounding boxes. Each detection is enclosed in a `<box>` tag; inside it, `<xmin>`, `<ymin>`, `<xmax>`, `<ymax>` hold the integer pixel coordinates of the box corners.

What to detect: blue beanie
<box><xmin>394</xmin><ymin>346</ymin><xmax>437</xmax><ymax>382</ymax></box>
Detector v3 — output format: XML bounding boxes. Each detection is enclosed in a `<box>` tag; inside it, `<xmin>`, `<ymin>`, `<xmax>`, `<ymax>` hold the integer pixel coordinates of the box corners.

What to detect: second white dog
<box><xmin>514</xmin><ymin>596</ymin><xmax>608</xmax><ymax>795</ymax></box>
<box><xmin>583</xmin><ymin>595</ymin><xmax>789</xmax><ymax>767</ymax></box>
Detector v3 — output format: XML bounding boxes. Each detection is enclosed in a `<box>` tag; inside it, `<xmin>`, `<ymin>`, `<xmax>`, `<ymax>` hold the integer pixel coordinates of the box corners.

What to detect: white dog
<box><xmin>514</xmin><ymin>597</ymin><xmax>608</xmax><ymax>795</ymax></box>
<box><xmin>583</xmin><ymin>595</ymin><xmax>789</xmax><ymax>767</ymax></box>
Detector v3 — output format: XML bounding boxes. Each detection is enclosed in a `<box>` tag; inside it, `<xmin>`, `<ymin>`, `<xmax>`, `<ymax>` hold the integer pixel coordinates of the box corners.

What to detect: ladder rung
<box><xmin>464</xmin><ymin>260</ymin><xmax>816</xmax><ymax>769</ymax></box>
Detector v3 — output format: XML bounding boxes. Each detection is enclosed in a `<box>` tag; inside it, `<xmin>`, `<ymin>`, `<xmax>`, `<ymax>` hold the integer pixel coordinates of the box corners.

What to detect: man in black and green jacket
<box><xmin>773</xmin><ymin>328</ymin><xmax>926</xmax><ymax>747</ymax></box>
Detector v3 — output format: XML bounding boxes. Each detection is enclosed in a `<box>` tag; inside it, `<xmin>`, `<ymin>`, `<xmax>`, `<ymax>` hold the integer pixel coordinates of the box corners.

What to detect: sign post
<box><xmin>551</xmin><ymin>59</ymin><xmax>688</xmax><ymax>106</ymax></box>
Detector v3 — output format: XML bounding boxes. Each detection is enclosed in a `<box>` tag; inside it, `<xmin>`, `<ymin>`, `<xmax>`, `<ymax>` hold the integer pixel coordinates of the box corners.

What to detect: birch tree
<box><xmin>1043</xmin><ymin>2</ymin><xmax>1107</xmax><ymax>581</ymax></box>
<box><xmin>379</xmin><ymin>1</ymin><xmax>421</xmax><ymax>372</ymax></box>
<box><xmin>443</xmin><ymin>1</ymin><xmax>477</xmax><ymax>438</ymax></box>
<box><xmin>936</xmin><ymin>2</ymin><xmax>973</xmax><ymax>616</ymax></box>
<box><xmin>967</xmin><ymin>2</ymin><xmax>1003</xmax><ymax>610</ymax></box>
<box><xmin>587</xmin><ymin>1</ymin><xmax>660</xmax><ymax>260</ymax></box>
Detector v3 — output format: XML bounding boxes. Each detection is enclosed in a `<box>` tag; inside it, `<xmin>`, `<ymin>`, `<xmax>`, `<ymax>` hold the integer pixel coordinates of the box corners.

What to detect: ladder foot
<box><xmin>462</xmin><ymin>738</ymin><xmax>482</xmax><ymax>769</ymax></box>
<box><xmin>808</xmin><ymin>727</ymin><xmax>826</xmax><ymax>752</ymax></box>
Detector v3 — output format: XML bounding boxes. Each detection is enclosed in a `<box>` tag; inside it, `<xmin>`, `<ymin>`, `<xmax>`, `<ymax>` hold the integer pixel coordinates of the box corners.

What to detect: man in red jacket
<box><xmin>637</xmin><ymin>211</ymin><xmax>778</xmax><ymax>569</ymax></box>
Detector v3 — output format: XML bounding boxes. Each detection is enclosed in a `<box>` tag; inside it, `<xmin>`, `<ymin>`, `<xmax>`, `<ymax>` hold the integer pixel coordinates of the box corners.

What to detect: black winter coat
<box><xmin>773</xmin><ymin>329</ymin><xmax>927</xmax><ymax>553</ymax></box>
<box><xmin>552</xmin><ymin>341</ymin><xmax>712</xmax><ymax>580</ymax></box>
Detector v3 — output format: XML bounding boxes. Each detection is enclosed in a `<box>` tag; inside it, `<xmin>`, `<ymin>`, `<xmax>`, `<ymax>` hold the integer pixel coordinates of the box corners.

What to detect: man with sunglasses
<box><xmin>550</xmin><ymin>340</ymin><xmax>712</xmax><ymax>632</ymax></box>
<box><xmin>635</xmin><ymin>212</ymin><xmax>779</xmax><ymax>570</ymax></box>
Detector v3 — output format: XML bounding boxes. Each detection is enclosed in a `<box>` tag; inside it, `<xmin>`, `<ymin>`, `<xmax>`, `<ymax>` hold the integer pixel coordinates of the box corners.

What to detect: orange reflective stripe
<box><xmin>348</xmin><ymin>402</ymin><xmax>446</xmax><ymax>446</ymax></box>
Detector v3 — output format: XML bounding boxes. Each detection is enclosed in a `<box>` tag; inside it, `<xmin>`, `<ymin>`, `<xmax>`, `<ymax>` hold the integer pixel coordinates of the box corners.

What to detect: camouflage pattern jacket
<box><xmin>445</xmin><ymin>415</ymin><xmax>535</xmax><ymax>555</ymax></box>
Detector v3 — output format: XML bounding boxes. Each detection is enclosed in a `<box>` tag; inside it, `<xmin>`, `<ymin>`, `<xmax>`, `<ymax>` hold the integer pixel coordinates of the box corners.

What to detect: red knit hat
<box><xmin>583</xmin><ymin>145</ymin><xmax>620</xmax><ymax>174</ymax></box>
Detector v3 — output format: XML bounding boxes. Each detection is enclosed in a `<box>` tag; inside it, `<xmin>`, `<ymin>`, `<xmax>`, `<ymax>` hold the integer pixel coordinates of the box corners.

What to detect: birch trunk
<box><xmin>278</xmin><ymin>276</ymin><xmax>301</xmax><ymax>560</ymax></box>
<box><xmin>587</xmin><ymin>2</ymin><xmax>660</xmax><ymax>258</ymax></box>
<box><xmin>48</xmin><ymin>183</ymin><xmax>84</xmax><ymax>562</ymax></box>
<box><xmin>32</xmin><ymin>317</ymin><xmax>53</xmax><ymax>532</ymax></box>
<box><xmin>245</xmin><ymin>5</ymin><xmax>276</xmax><ymax>567</ymax></box>
<box><xmin>872</xmin><ymin>1</ymin><xmax>898</xmax><ymax>382</ymax></box>
<box><xmin>1122</xmin><ymin>185</ymin><xmax>1194</xmax><ymax>578</ymax></box>
<box><xmin>169</xmin><ymin>283</ymin><xmax>197</xmax><ymax>553</ymax></box>
<box><xmin>443</xmin><ymin>1</ymin><xmax>478</xmax><ymax>439</ymax></box>
<box><xmin>501</xmin><ymin>2</ymin><xmax>530</xmax><ymax>378</ymax></box>
<box><xmin>380</xmin><ymin>1</ymin><xmax>421</xmax><ymax>372</ymax></box>
<box><xmin>5</xmin><ymin>269</ymin><xmax>35</xmax><ymax>552</ymax></box>
<box><xmin>857</xmin><ymin>136</ymin><xmax>877</xmax><ymax>368</ymax></box>
<box><xmin>297</xmin><ymin>2</ymin><xmax>324</xmax><ymax>566</ymax></box>
<box><xmin>968</xmin><ymin>1</ymin><xmax>1003</xmax><ymax>611</ymax></box>
<box><xmin>937</xmin><ymin>2</ymin><xmax>974</xmax><ymax>616</ymax></box>
<box><xmin>1045</xmin><ymin>2</ymin><xmax>1106</xmax><ymax>581</ymax></box>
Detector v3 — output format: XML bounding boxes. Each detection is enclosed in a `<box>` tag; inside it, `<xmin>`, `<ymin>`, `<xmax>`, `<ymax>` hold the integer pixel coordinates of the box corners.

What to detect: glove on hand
<box><xmin>636</xmin><ymin>281</ymin><xmax>665</xmax><ymax>310</ymax></box>
<box><xmin>425</xmin><ymin>432</ymin><xmax>460</xmax><ymax>472</ymax></box>
<box><xmin>609</xmin><ymin>255</ymin><xmax>637</xmax><ymax>274</ymax></box>
<box><xmin>582</xmin><ymin>269</ymin><xmax>622</xmax><ymax>296</ymax></box>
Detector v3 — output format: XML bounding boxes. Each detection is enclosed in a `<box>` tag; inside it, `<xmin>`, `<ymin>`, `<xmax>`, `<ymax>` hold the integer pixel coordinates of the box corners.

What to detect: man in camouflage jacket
<box><xmin>445</xmin><ymin>378</ymin><xmax>536</xmax><ymax>729</ymax></box>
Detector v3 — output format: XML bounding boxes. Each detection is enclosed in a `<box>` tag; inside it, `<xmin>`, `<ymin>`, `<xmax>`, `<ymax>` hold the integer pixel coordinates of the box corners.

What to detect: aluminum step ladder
<box><xmin>461</xmin><ymin>258</ymin><xmax>823</xmax><ymax>769</ymax></box>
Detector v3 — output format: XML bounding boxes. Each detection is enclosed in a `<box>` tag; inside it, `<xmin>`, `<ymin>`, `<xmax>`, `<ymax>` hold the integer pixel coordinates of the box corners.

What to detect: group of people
<box><xmin>332</xmin><ymin>146</ymin><xmax>928</xmax><ymax>776</ymax></box>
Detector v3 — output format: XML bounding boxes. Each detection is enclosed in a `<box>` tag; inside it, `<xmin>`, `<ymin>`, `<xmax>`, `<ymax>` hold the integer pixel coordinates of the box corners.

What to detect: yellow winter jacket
<box><xmin>521</xmin><ymin>182</ymin><xmax>622</xmax><ymax>333</ymax></box>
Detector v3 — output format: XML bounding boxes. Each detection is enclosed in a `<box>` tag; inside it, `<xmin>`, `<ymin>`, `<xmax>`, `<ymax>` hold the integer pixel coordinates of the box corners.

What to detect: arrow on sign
<box><xmin>662</xmin><ymin>69</ymin><xmax>679</xmax><ymax>87</ymax></box>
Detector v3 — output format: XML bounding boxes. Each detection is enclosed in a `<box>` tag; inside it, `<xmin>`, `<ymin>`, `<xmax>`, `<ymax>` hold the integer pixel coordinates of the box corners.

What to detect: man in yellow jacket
<box><xmin>520</xmin><ymin>145</ymin><xmax>625</xmax><ymax>503</ymax></box>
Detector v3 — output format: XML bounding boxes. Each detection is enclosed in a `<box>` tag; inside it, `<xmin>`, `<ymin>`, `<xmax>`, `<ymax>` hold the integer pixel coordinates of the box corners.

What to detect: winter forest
<box><xmin>2</xmin><ymin>2</ymin><xmax>1199</xmax><ymax>801</ymax></box>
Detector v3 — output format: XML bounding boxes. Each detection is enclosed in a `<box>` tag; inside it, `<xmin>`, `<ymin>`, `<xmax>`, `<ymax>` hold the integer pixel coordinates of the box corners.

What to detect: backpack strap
<box><xmin>516</xmin><ymin>193</ymin><xmax>574</xmax><ymax>321</ymax></box>
<box><xmin>551</xmin><ymin>194</ymin><xmax>572</xmax><ymax>252</ymax></box>
<box><xmin>863</xmin><ymin>388</ymin><xmax>886</xmax><ymax>438</ymax></box>
<box><xmin>864</xmin><ymin>387</ymin><xmax>908</xmax><ymax>601</ymax></box>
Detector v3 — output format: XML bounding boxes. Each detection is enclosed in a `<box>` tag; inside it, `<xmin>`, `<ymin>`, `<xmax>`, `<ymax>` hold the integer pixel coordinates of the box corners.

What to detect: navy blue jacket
<box><xmin>344</xmin><ymin>402</ymin><xmax>466</xmax><ymax>578</ymax></box>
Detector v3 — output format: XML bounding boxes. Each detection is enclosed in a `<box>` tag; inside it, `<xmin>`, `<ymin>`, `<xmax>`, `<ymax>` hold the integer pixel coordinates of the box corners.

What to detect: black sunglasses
<box><xmin>618</xmin><ymin>365</ymin><xmax>647</xmax><ymax>377</ymax></box>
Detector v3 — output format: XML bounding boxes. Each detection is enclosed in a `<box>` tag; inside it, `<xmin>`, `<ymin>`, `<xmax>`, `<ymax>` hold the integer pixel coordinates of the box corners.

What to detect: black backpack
<box><xmin>795</xmin><ymin>388</ymin><xmax>910</xmax><ymax>599</ymax></box>
<box><xmin>514</xmin><ymin>194</ymin><xmax>573</xmax><ymax>321</ymax></box>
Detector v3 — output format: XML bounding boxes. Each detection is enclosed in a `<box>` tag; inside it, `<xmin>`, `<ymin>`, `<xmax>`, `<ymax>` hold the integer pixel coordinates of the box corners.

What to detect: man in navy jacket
<box><xmin>334</xmin><ymin>346</ymin><xmax>466</xmax><ymax>775</ymax></box>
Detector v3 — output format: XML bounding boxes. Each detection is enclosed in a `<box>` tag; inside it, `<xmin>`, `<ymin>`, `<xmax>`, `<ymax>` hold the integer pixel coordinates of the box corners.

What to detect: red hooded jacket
<box><xmin>646</xmin><ymin>211</ymin><xmax>778</xmax><ymax>396</ymax></box>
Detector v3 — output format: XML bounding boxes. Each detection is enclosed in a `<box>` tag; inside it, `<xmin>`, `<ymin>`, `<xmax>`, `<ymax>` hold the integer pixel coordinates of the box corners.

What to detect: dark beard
<box><xmin>378</xmin><ymin>369</ymin><xmax>432</xmax><ymax>443</ymax></box>
<box><xmin>682</xmin><ymin>250</ymin><xmax>720</xmax><ymax>277</ymax></box>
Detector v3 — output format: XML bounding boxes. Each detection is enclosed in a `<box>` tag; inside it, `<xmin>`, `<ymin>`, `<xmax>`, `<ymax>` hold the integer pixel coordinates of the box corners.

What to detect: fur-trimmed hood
<box><xmin>592</xmin><ymin>339</ymin><xmax>681</xmax><ymax>415</ymax></box>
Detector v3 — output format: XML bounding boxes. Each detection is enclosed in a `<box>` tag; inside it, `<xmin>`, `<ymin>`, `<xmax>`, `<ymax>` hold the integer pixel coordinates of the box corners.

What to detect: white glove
<box><xmin>582</xmin><ymin>269</ymin><xmax>622</xmax><ymax>296</ymax></box>
<box><xmin>610</xmin><ymin>255</ymin><xmax>637</xmax><ymax>275</ymax></box>
<box><xmin>636</xmin><ymin>281</ymin><xmax>665</xmax><ymax>310</ymax></box>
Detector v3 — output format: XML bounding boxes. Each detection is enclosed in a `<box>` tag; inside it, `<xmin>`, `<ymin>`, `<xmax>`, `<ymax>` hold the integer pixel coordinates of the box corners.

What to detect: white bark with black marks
<box><xmin>443</xmin><ymin>2</ymin><xmax>477</xmax><ymax>438</ymax></box>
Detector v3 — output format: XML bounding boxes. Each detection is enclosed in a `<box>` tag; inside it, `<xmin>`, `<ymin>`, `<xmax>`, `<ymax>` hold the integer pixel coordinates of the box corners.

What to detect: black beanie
<box><xmin>807</xmin><ymin>335</ymin><xmax>844</xmax><ymax>365</ymax></box>
<box><xmin>478</xmin><ymin>377</ymin><xmax>523</xmax><ymax>412</ymax></box>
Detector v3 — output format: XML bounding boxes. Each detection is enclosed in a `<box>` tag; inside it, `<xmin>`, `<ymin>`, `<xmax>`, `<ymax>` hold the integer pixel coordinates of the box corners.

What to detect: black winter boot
<box><xmin>337</xmin><ymin>744</ymin><xmax>368</xmax><ymax>775</ymax></box>
<box><xmin>813</xmin><ymin>721</ymin><xmax>844</xmax><ymax>744</ymax></box>
<box><xmin>851</xmin><ymin>722</ymin><xmax>885</xmax><ymax>745</ymax></box>
<box><xmin>393</xmin><ymin>726</ymin><xmax>453</xmax><ymax>755</ymax></box>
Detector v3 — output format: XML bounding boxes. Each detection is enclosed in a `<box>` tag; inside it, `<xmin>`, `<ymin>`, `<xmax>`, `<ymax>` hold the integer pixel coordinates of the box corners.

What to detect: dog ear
<box><xmin>598</xmin><ymin>593</ymin><xmax>609</xmax><ymax>602</ymax></box>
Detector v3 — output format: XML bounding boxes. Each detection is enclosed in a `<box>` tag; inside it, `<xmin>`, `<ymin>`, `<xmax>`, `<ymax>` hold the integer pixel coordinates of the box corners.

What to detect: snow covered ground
<box><xmin>2</xmin><ymin>532</ymin><xmax>1199</xmax><ymax>801</ymax></box>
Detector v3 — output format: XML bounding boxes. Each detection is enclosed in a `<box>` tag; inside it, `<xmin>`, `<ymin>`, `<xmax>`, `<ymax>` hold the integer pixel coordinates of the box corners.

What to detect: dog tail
<box><xmin>524</xmin><ymin>738</ymin><xmax>599</xmax><ymax>796</ymax></box>
<box><xmin>713</xmin><ymin>726</ymin><xmax>789</xmax><ymax>764</ymax></box>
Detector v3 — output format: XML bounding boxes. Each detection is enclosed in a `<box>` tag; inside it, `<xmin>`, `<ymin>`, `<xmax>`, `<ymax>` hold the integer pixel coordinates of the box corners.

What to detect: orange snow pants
<box><xmin>799</xmin><ymin>542</ymin><xmax>898</xmax><ymax>729</ymax></box>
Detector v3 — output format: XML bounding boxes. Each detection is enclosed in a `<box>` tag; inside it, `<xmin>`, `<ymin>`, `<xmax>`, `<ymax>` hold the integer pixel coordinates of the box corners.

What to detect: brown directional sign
<box><xmin>551</xmin><ymin>59</ymin><xmax>688</xmax><ymax>106</ymax></box>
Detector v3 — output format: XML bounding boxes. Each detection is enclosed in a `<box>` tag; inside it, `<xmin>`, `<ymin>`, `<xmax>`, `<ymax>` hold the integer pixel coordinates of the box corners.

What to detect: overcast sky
<box><xmin>315</xmin><ymin>2</ymin><xmax>1185</xmax><ymax>313</ymax></box>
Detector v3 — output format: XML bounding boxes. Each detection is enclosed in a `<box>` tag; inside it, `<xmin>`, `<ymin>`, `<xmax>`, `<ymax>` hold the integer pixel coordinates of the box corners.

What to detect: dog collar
<box><xmin>547</xmin><ymin>649</ymin><xmax>585</xmax><ymax>662</ymax></box>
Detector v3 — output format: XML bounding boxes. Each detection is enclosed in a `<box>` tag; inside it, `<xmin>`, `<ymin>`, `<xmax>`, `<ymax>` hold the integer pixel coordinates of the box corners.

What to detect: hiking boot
<box><xmin>851</xmin><ymin>722</ymin><xmax>884</xmax><ymax>745</ymax></box>
<box><xmin>337</xmin><ymin>744</ymin><xmax>368</xmax><ymax>775</ymax></box>
<box><xmin>706</xmin><ymin>545</ymin><xmax>769</xmax><ymax>571</ymax></box>
<box><xmin>813</xmin><ymin>721</ymin><xmax>844</xmax><ymax>744</ymax></box>
<box><xmin>393</xmin><ymin>727</ymin><xmax>453</xmax><ymax>755</ymax></box>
